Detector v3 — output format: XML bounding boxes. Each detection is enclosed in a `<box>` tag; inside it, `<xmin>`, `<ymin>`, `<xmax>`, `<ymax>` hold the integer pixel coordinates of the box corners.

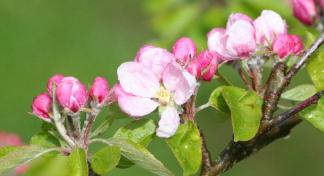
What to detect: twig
<box><xmin>199</xmin><ymin>128</ymin><xmax>213</xmax><ymax>176</ymax></box>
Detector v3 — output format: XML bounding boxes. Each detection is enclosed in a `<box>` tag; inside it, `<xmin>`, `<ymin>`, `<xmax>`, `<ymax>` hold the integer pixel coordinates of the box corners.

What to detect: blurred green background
<box><xmin>1</xmin><ymin>0</ymin><xmax>324</xmax><ymax>175</ymax></box>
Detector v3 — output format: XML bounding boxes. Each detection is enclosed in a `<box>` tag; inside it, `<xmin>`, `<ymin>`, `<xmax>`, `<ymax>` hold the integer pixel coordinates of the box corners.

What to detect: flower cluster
<box><xmin>208</xmin><ymin>10</ymin><xmax>303</xmax><ymax>59</ymax></box>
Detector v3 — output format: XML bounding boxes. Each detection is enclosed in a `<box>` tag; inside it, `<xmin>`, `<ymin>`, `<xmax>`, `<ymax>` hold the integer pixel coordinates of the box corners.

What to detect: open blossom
<box><xmin>47</xmin><ymin>74</ymin><xmax>64</xmax><ymax>95</ymax></box>
<box><xmin>208</xmin><ymin>13</ymin><xmax>256</xmax><ymax>60</ymax></box>
<box><xmin>56</xmin><ymin>77</ymin><xmax>88</xmax><ymax>113</ymax></box>
<box><xmin>32</xmin><ymin>93</ymin><xmax>52</xmax><ymax>122</ymax></box>
<box><xmin>135</xmin><ymin>45</ymin><xmax>176</xmax><ymax>78</ymax></box>
<box><xmin>89</xmin><ymin>77</ymin><xmax>109</xmax><ymax>107</ymax></box>
<box><xmin>116</xmin><ymin>61</ymin><xmax>196</xmax><ymax>138</ymax></box>
<box><xmin>292</xmin><ymin>0</ymin><xmax>317</xmax><ymax>26</ymax></box>
<box><xmin>272</xmin><ymin>34</ymin><xmax>304</xmax><ymax>58</ymax></box>
<box><xmin>254</xmin><ymin>10</ymin><xmax>287</xmax><ymax>46</ymax></box>
<box><xmin>172</xmin><ymin>37</ymin><xmax>197</xmax><ymax>65</ymax></box>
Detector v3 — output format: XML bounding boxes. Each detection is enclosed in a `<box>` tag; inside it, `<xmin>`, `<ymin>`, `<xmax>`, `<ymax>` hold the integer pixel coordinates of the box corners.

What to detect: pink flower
<box><xmin>318</xmin><ymin>0</ymin><xmax>324</xmax><ymax>9</ymax></box>
<box><xmin>47</xmin><ymin>74</ymin><xmax>64</xmax><ymax>95</ymax></box>
<box><xmin>89</xmin><ymin>77</ymin><xmax>109</xmax><ymax>106</ymax></box>
<box><xmin>56</xmin><ymin>77</ymin><xmax>88</xmax><ymax>113</ymax></box>
<box><xmin>195</xmin><ymin>50</ymin><xmax>220</xmax><ymax>81</ymax></box>
<box><xmin>116</xmin><ymin>61</ymin><xmax>196</xmax><ymax>138</ymax></box>
<box><xmin>292</xmin><ymin>0</ymin><xmax>317</xmax><ymax>26</ymax></box>
<box><xmin>272</xmin><ymin>34</ymin><xmax>304</xmax><ymax>58</ymax></box>
<box><xmin>0</xmin><ymin>132</ymin><xmax>23</xmax><ymax>146</ymax></box>
<box><xmin>32</xmin><ymin>93</ymin><xmax>52</xmax><ymax>122</ymax></box>
<box><xmin>208</xmin><ymin>15</ymin><xmax>256</xmax><ymax>59</ymax></box>
<box><xmin>172</xmin><ymin>37</ymin><xmax>197</xmax><ymax>65</ymax></box>
<box><xmin>254</xmin><ymin>10</ymin><xmax>288</xmax><ymax>46</ymax></box>
<box><xmin>135</xmin><ymin>45</ymin><xmax>176</xmax><ymax>79</ymax></box>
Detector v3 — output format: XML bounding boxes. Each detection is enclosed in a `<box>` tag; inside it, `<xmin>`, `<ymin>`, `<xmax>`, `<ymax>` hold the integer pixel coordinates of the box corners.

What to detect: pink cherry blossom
<box><xmin>254</xmin><ymin>10</ymin><xmax>288</xmax><ymax>46</ymax></box>
<box><xmin>47</xmin><ymin>74</ymin><xmax>64</xmax><ymax>95</ymax></box>
<box><xmin>32</xmin><ymin>93</ymin><xmax>52</xmax><ymax>122</ymax></box>
<box><xmin>272</xmin><ymin>34</ymin><xmax>304</xmax><ymax>58</ymax></box>
<box><xmin>56</xmin><ymin>77</ymin><xmax>88</xmax><ymax>113</ymax></box>
<box><xmin>116</xmin><ymin>61</ymin><xmax>196</xmax><ymax>138</ymax></box>
<box><xmin>135</xmin><ymin>45</ymin><xmax>176</xmax><ymax>79</ymax></box>
<box><xmin>292</xmin><ymin>0</ymin><xmax>317</xmax><ymax>26</ymax></box>
<box><xmin>172</xmin><ymin>37</ymin><xmax>197</xmax><ymax>65</ymax></box>
<box><xmin>89</xmin><ymin>77</ymin><xmax>109</xmax><ymax>106</ymax></box>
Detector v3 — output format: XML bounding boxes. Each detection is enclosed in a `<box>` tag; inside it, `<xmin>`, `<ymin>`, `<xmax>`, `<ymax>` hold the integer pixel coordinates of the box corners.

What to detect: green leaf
<box><xmin>282</xmin><ymin>85</ymin><xmax>316</xmax><ymax>101</ymax></box>
<box><xmin>0</xmin><ymin>146</ymin><xmax>18</xmax><ymax>158</ymax></box>
<box><xmin>91</xmin><ymin>146</ymin><xmax>121</xmax><ymax>175</ymax></box>
<box><xmin>113</xmin><ymin>119</ymin><xmax>156</xmax><ymax>168</ymax></box>
<box><xmin>222</xmin><ymin>86</ymin><xmax>262</xmax><ymax>142</ymax></box>
<box><xmin>300</xmin><ymin>98</ymin><xmax>324</xmax><ymax>131</ymax></box>
<box><xmin>0</xmin><ymin>145</ymin><xmax>56</xmax><ymax>175</ymax></box>
<box><xmin>30</xmin><ymin>132</ymin><xmax>60</xmax><ymax>148</ymax></box>
<box><xmin>94</xmin><ymin>138</ymin><xmax>174</xmax><ymax>176</ymax></box>
<box><xmin>209</xmin><ymin>86</ymin><xmax>230</xmax><ymax>114</ymax></box>
<box><xmin>69</xmin><ymin>148</ymin><xmax>88</xmax><ymax>176</ymax></box>
<box><xmin>166</xmin><ymin>121</ymin><xmax>202</xmax><ymax>176</ymax></box>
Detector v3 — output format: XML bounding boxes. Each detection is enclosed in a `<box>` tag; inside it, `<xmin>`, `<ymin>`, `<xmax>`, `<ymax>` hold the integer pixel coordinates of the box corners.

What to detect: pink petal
<box><xmin>156</xmin><ymin>106</ymin><xmax>180</xmax><ymax>138</ymax></box>
<box><xmin>207</xmin><ymin>28</ymin><xmax>232</xmax><ymax>60</ymax></box>
<box><xmin>226</xmin><ymin>13</ymin><xmax>253</xmax><ymax>28</ymax></box>
<box><xmin>115</xmin><ymin>84</ymin><xmax>159</xmax><ymax>117</ymax></box>
<box><xmin>136</xmin><ymin>46</ymin><xmax>176</xmax><ymax>79</ymax></box>
<box><xmin>117</xmin><ymin>62</ymin><xmax>160</xmax><ymax>98</ymax></box>
<box><xmin>163</xmin><ymin>63</ymin><xmax>197</xmax><ymax>105</ymax></box>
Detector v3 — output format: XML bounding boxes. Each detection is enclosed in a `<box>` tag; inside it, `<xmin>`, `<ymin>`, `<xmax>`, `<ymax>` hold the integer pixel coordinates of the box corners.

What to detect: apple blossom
<box><xmin>254</xmin><ymin>10</ymin><xmax>287</xmax><ymax>46</ymax></box>
<box><xmin>47</xmin><ymin>74</ymin><xmax>64</xmax><ymax>95</ymax></box>
<box><xmin>32</xmin><ymin>93</ymin><xmax>52</xmax><ymax>122</ymax></box>
<box><xmin>272</xmin><ymin>34</ymin><xmax>304</xmax><ymax>58</ymax></box>
<box><xmin>89</xmin><ymin>77</ymin><xmax>109</xmax><ymax>107</ymax></box>
<box><xmin>56</xmin><ymin>77</ymin><xmax>88</xmax><ymax>113</ymax></box>
<box><xmin>195</xmin><ymin>50</ymin><xmax>220</xmax><ymax>81</ymax></box>
<box><xmin>292</xmin><ymin>0</ymin><xmax>317</xmax><ymax>26</ymax></box>
<box><xmin>116</xmin><ymin>61</ymin><xmax>196</xmax><ymax>138</ymax></box>
<box><xmin>172</xmin><ymin>37</ymin><xmax>197</xmax><ymax>65</ymax></box>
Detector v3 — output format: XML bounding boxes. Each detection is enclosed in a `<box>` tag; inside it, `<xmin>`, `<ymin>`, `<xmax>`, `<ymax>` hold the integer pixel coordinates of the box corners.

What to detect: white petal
<box><xmin>156</xmin><ymin>106</ymin><xmax>180</xmax><ymax>138</ymax></box>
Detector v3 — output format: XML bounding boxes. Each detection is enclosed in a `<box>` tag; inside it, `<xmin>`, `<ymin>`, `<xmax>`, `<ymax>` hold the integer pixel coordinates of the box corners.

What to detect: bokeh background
<box><xmin>1</xmin><ymin>0</ymin><xmax>324</xmax><ymax>175</ymax></box>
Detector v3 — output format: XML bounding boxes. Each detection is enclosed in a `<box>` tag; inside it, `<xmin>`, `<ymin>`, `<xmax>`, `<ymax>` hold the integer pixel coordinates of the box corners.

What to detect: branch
<box><xmin>199</xmin><ymin>128</ymin><xmax>213</xmax><ymax>176</ymax></box>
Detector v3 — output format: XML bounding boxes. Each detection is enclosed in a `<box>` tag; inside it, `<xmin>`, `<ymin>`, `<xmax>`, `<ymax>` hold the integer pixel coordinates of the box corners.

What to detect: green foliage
<box><xmin>91</xmin><ymin>146</ymin><xmax>121</xmax><ymax>175</ymax></box>
<box><xmin>96</xmin><ymin>138</ymin><xmax>174</xmax><ymax>176</ymax></box>
<box><xmin>209</xmin><ymin>86</ymin><xmax>262</xmax><ymax>141</ymax></box>
<box><xmin>69</xmin><ymin>148</ymin><xmax>88</xmax><ymax>176</ymax></box>
<box><xmin>300</xmin><ymin>98</ymin><xmax>324</xmax><ymax>132</ymax></box>
<box><xmin>282</xmin><ymin>85</ymin><xmax>316</xmax><ymax>102</ymax></box>
<box><xmin>166</xmin><ymin>121</ymin><xmax>202</xmax><ymax>176</ymax></box>
<box><xmin>307</xmin><ymin>47</ymin><xmax>324</xmax><ymax>91</ymax></box>
<box><xmin>30</xmin><ymin>132</ymin><xmax>61</xmax><ymax>148</ymax></box>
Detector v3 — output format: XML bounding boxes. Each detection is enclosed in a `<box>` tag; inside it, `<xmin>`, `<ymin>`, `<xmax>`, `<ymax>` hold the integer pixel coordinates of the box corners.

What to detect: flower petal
<box><xmin>115</xmin><ymin>84</ymin><xmax>159</xmax><ymax>117</ymax></box>
<box><xmin>163</xmin><ymin>63</ymin><xmax>197</xmax><ymax>105</ymax></box>
<box><xmin>117</xmin><ymin>62</ymin><xmax>160</xmax><ymax>98</ymax></box>
<box><xmin>156</xmin><ymin>106</ymin><xmax>180</xmax><ymax>138</ymax></box>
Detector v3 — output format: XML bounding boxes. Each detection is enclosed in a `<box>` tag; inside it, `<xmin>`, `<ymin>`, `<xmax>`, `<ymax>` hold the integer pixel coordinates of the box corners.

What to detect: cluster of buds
<box><xmin>292</xmin><ymin>0</ymin><xmax>323</xmax><ymax>26</ymax></box>
<box><xmin>208</xmin><ymin>10</ymin><xmax>303</xmax><ymax>60</ymax></box>
<box><xmin>31</xmin><ymin>74</ymin><xmax>111</xmax><ymax>146</ymax></box>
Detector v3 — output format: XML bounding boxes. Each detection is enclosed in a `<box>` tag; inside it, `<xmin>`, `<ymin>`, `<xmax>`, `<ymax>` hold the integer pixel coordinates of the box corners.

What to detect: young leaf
<box><xmin>0</xmin><ymin>145</ymin><xmax>56</xmax><ymax>175</ymax></box>
<box><xmin>69</xmin><ymin>148</ymin><xmax>88</xmax><ymax>176</ymax></box>
<box><xmin>209</xmin><ymin>86</ymin><xmax>230</xmax><ymax>114</ymax></box>
<box><xmin>282</xmin><ymin>85</ymin><xmax>316</xmax><ymax>101</ymax></box>
<box><xmin>166</xmin><ymin>121</ymin><xmax>202</xmax><ymax>176</ymax></box>
<box><xmin>93</xmin><ymin>138</ymin><xmax>174</xmax><ymax>176</ymax></box>
<box><xmin>300</xmin><ymin>98</ymin><xmax>324</xmax><ymax>132</ymax></box>
<box><xmin>91</xmin><ymin>146</ymin><xmax>121</xmax><ymax>175</ymax></box>
<box><xmin>222</xmin><ymin>86</ymin><xmax>262</xmax><ymax>142</ymax></box>
<box><xmin>30</xmin><ymin>132</ymin><xmax>60</xmax><ymax>148</ymax></box>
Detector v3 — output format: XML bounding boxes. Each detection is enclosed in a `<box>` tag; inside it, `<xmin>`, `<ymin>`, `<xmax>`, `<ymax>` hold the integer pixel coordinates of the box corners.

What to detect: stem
<box><xmin>199</xmin><ymin>127</ymin><xmax>213</xmax><ymax>176</ymax></box>
<box><xmin>196</xmin><ymin>102</ymin><xmax>210</xmax><ymax>113</ymax></box>
<box><xmin>82</xmin><ymin>111</ymin><xmax>99</xmax><ymax>148</ymax></box>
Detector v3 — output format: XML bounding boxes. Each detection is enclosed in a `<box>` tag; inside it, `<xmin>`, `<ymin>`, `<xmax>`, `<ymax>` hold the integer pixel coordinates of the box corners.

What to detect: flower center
<box><xmin>155</xmin><ymin>86</ymin><xmax>171</xmax><ymax>105</ymax></box>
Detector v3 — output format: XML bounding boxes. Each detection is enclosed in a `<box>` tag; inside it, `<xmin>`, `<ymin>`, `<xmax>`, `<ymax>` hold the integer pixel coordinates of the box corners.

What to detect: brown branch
<box><xmin>199</xmin><ymin>128</ymin><xmax>213</xmax><ymax>176</ymax></box>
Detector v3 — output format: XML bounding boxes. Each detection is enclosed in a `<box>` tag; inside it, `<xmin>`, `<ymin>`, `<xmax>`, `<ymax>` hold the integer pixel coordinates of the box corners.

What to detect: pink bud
<box><xmin>292</xmin><ymin>0</ymin><xmax>317</xmax><ymax>26</ymax></box>
<box><xmin>89</xmin><ymin>77</ymin><xmax>109</xmax><ymax>105</ymax></box>
<box><xmin>186</xmin><ymin>60</ymin><xmax>200</xmax><ymax>77</ymax></box>
<box><xmin>226</xmin><ymin>13</ymin><xmax>253</xmax><ymax>28</ymax></box>
<box><xmin>318</xmin><ymin>0</ymin><xmax>324</xmax><ymax>9</ymax></box>
<box><xmin>0</xmin><ymin>132</ymin><xmax>23</xmax><ymax>146</ymax></box>
<box><xmin>47</xmin><ymin>74</ymin><xmax>64</xmax><ymax>95</ymax></box>
<box><xmin>254</xmin><ymin>10</ymin><xmax>288</xmax><ymax>46</ymax></box>
<box><xmin>172</xmin><ymin>37</ymin><xmax>197</xmax><ymax>65</ymax></box>
<box><xmin>197</xmin><ymin>50</ymin><xmax>220</xmax><ymax>81</ymax></box>
<box><xmin>272</xmin><ymin>34</ymin><xmax>304</xmax><ymax>58</ymax></box>
<box><xmin>56</xmin><ymin>77</ymin><xmax>88</xmax><ymax>113</ymax></box>
<box><xmin>208</xmin><ymin>28</ymin><xmax>232</xmax><ymax>59</ymax></box>
<box><xmin>32</xmin><ymin>93</ymin><xmax>52</xmax><ymax>122</ymax></box>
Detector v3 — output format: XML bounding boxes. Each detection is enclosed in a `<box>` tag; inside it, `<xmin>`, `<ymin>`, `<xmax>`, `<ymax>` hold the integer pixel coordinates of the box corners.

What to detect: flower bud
<box><xmin>272</xmin><ymin>34</ymin><xmax>304</xmax><ymax>58</ymax></box>
<box><xmin>226</xmin><ymin>13</ymin><xmax>253</xmax><ymax>28</ymax></box>
<box><xmin>172</xmin><ymin>37</ymin><xmax>197</xmax><ymax>65</ymax></box>
<box><xmin>318</xmin><ymin>0</ymin><xmax>324</xmax><ymax>9</ymax></box>
<box><xmin>89</xmin><ymin>77</ymin><xmax>109</xmax><ymax>106</ymax></box>
<box><xmin>47</xmin><ymin>74</ymin><xmax>64</xmax><ymax>95</ymax></box>
<box><xmin>254</xmin><ymin>10</ymin><xmax>287</xmax><ymax>46</ymax></box>
<box><xmin>0</xmin><ymin>132</ymin><xmax>23</xmax><ymax>146</ymax></box>
<box><xmin>208</xmin><ymin>28</ymin><xmax>231</xmax><ymax>59</ymax></box>
<box><xmin>292</xmin><ymin>0</ymin><xmax>317</xmax><ymax>26</ymax></box>
<box><xmin>32</xmin><ymin>93</ymin><xmax>52</xmax><ymax>122</ymax></box>
<box><xmin>186</xmin><ymin>60</ymin><xmax>200</xmax><ymax>77</ymax></box>
<box><xmin>56</xmin><ymin>77</ymin><xmax>88</xmax><ymax>113</ymax></box>
<box><xmin>197</xmin><ymin>50</ymin><xmax>220</xmax><ymax>81</ymax></box>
